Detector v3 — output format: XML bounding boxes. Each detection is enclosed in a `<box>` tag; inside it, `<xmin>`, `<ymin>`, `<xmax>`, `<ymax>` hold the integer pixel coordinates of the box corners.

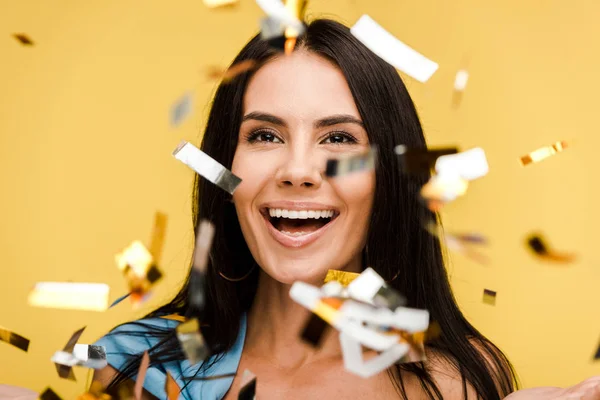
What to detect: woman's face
<box><xmin>231</xmin><ymin>51</ymin><xmax>375</xmax><ymax>284</ymax></box>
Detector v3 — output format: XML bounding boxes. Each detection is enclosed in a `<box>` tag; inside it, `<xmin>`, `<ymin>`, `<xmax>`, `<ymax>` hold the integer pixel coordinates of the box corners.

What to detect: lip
<box><xmin>259</xmin><ymin>201</ymin><xmax>339</xmax><ymax>248</ymax></box>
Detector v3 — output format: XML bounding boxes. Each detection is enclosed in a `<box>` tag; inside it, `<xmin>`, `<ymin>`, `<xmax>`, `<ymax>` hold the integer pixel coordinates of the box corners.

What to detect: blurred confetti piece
<box><xmin>420</xmin><ymin>174</ymin><xmax>469</xmax><ymax>211</ymax></box>
<box><xmin>189</xmin><ymin>221</ymin><xmax>215</xmax><ymax>313</ymax></box>
<box><xmin>520</xmin><ymin>140</ymin><xmax>568</xmax><ymax>166</ymax></box>
<box><xmin>435</xmin><ymin>147</ymin><xmax>488</xmax><ymax>181</ymax></box>
<box><xmin>173</xmin><ymin>141</ymin><xmax>242</xmax><ymax>194</ymax></box>
<box><xmin>454</xmin><ymin>69</ymin><xmax>469</xmax><ymax>91</ymax></box>
<box><xmin>284</xmin><ymin>0</ymin><xmax>308</xmax><ymax>38</ymax></box>
<box><xmin>170</xmin><ymin>92</ymin><xmax>194</xmax><ymax>128</ymax></box>
<box><xmin>134</xmin><ymin>351</ymin><xmax>150</xmax><ymax>400</ymax></box>
<box><xmin>77</xmin><ymin>381</ymin><xmax>111</xmax><ymax>400</ymax></box>
<box><xmin>40</xmin><ymin>388</ymin><xmax>63</xmax><ymax>400</ymax></box>
<box><xmin>28</xmin><ymin>282</ymin><xmax>109</xmax><ymax>312</ymax></box>
<box><xmin>325</xmin><ymin>146</ymin><xmax>377</xmax><ymax>177</ymax></box>
<box><xmin>0</xmin><ymin>325</ymin><xmax>30</xmax><ymax>352</ymax></box>
<box><xmin>165</xmin><ymin>372</ymin><xmax>180</xmax><ymax>400</ymax></box>
<box><xmin>256</xmin><ymin>0</ymin><xmax>304</xmax><ymax>33</ymax></box>
<box><xmin>300</xmin><ymin>313</ymin><xmax>329</xmax><ymax>348</ymax></box>
<box><xmin>203</xmin><ymin>0</ymin><xmax>238</xmax><ymax>7</ymax></box>
<box><xmin>109</xmin><ymin>292</ymin><xmax>131</xmax><ymax>309</ymax></box>
<box><xmin>52</xmin><ymin>344</ymin><xmax>107</xmax><ymax>370</ymax></box>
<box><xmin>395</xmin><ymin>145</ymin><xmax>458</xmax><ymax>174</ymax></box>
<box><xmin>424</xmin><ymin>221</ymin><xmax>489</xmax><ymax>264</ymax></box>
<box><xmin>238</xmin><ymin>369</ymin><xmax>257</xmax><ymax>400</ymax></box>
<box><xmin>115</xmin><ymin>241</ymin><xmax>163</xmax><ymax>306</ymax></box>
<box><xmin>206</xmin><ymin>60</ymin><xmax>257</xmax><ymax>83</ymax></box>
<box><xmin>54</xmin><ymin>326</ymin><xmax>86</xmax><ymax>381</ymax></box>
<box><xmin>176</xmin><ymin>318</ymin><xmax>210</xmax><ymax>365</ymax></box>
<box><xmin>482</xmin><ymin>289</ymin><xmax>496</xmax><ymax>306</ymax></box>
<box><xmin>13</xmin><ymin>33</ymin><xmax>34</xmax><ymax>46</ymax></box>
<box><xmin>526</xmin><ymin>233</ymin><xmax>575</xmax><ymax>263</ymax></box>
<box><xmin>324</xmin><ymin>269</ymin><xmax>360</xmax><ymax>287</ymax></box>
<box><xmin>350</xmin><ymin>15</ymin><xmax>438</xmax><ymax>83</ymax></box>
<box><xmin>149</xmin><ymin>211</ymin><xmax>167</xmax><ymax>263</ymax></box>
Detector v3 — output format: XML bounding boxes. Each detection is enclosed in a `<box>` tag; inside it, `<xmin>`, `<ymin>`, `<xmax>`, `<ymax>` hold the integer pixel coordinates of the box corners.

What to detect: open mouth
<box><xmin>261</xmin><ymin>207</ymin><xmax>340</xmax><ymax>237</ymax></box>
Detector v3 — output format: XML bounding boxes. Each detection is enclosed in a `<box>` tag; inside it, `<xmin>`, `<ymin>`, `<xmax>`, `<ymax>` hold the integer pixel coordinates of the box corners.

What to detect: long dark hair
<box><xmin>107</xmin><ymin>18</ymin><xmax>518</xmax><ymax>399</ymax></box>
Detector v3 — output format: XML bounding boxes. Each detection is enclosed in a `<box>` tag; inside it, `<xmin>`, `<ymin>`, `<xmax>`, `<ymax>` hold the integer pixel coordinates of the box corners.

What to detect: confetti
<box><xmin>13</xmin><ymin>33</ymin><xmax>34</xmax><ymax>46</ymax></box>
<box><xmin>203</xmin><ymin>0</ymin><xmax>239</xmax><ymax>8</ymax></box>
<box><xmin>115</xmin><ymin>240</ymin><xmax>163</xmax><ymax>307</ymax></box>
<box><xmin>52</xmin><ymin>326</ymin><xmax>87</xmax><ymax>381</ymax></box>
<box><xmin>77</xmin><ymin>381</ymin><xmax>111</xmax><ymax>400</ymax></box>
<box><xmin>149</xmin><ymin>211</ymin><xmax>168</xmax><ymax>264</ymax></box>
<box><xmin>40</xmin><ymin>388</ymin><xmax>63</xmax><ymax>400</ymax></box>
<box><xmin>526</xmin><ymin>233</ymin><xmax>575</xmax><ymax>263</ymax></box>
<box><xmin>109</xmin><ymin>292</ymin><xmax>131</xmax><ymax>309</ymax></box>
<box><xmin>206</xmin><ymin>60</ymin><xmax>257</xmax><ymax>83</ymax></box>
<box><xmin>454</xmin><ymin>69</ymin><xmax>469</xmax><ymax>91</ymax></box>
<box><xmin>350</xmin><ymin>15</ymin><xmax>438</xmax><ymax>83</ymax></box>
<box><xmin>435</xmin><ymin>147</ymin><xmax>488</xmax><ymax>181</ymax></box>
<box><xmin>300</xmin><ymin>313</ymin><xmax>330</xmax><ymax>348</ymax></box>
<box><xmin>395</xmin><ymin>145</ymin><xmax>458</xmax><ymax>174</ymax></box>
<box><xmin>520</xmin><ymin>140</ymin><xmax>569</xmax><ymax>166</ymax></box>
<box><xmin>134</xmin><ymin>351</ymin><xmax>150</xmax><ymax>400</ymax></box>
<box><xmin>420</xmin><ymin>174</ymin><xmax>469</xmax><ymax>211</ymax></box>
<box><xmin>189</xmin><ymin>220</ymin><xmax>215</xmax><ymax>313</ymax></box>
<box><xmin>0</xmin><ymin>325</ymin><xmax>30</xmax><ymax>352</ymax></box>
<box><xmin>482</xmin><ymin>289</ymin><xmax>496</xmax><ymax>306</ymax></box>
<box><xmin>424</xmin><ymin>221</ymin><xmax>489</xmax><ymax>264</ymax></box>
<box><xmin>28</xmin><ymin>282</ymin><xmax>110</xmax><ymax>312</ymax></box>
<box><xmin>52</xmin><ymin>344</ymin><xmax>107</xmax><ymax>370</ymax></box>
<box><xmin>255</xmin><ymin>0</ymin><xmax>304</xmax><ymax>35</ymax></box>
<box><xmin>238</xmin><ymin>369</ymin><xmax>257</xmax><ymax>400</ymax></box>
<box><xmin>176</xmin><ymin>318</ymin><xmax>210</xmax><ymax>366</ymax></box>
<box><xmin>325</xmin><ymin>147</ymin><xmax>377</xmax><ymax>177</ymax></box>
<box><xmin>170</xmin><ymin>92</ymin><xmax>194</xmax><ymax>128</ymax></box>
<box><xmin>173</xmin><ymin>141</ymin><xmax>242</xmax><ymax>194</ymax></box>
<box><xmin>347</xmin><ymin>268</ymin><xmax>406</xmax><ymax>309</ymax></box>
<box><xmin>283</xmin><ymin>0</ymin><xmax>308</xmax><ymax>39</ymax></box>
<box><xmin>165</xmin><ymin>372</ymin><xmax>180</xmax><ymax>400</ymax></box>
<box><xmin>323</xmin><ymin>269</ymin><xmax>360</xmax><ymax>286</ymax></box>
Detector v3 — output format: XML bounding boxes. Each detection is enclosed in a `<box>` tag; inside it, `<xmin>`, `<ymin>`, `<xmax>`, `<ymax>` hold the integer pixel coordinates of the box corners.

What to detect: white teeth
<box><xmin>267</xmin><ymin>208</ymin><xmax>335</xmax><ymax>219</ymax></box>
<box><xmin>281</xmin><ymin>231</ymin><xmax>310</xmax><ymax>237</ymax></box>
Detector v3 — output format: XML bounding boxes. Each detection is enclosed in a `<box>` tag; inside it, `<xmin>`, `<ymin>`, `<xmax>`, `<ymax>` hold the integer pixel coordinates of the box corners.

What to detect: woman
<box><xmin>94</xmin><ymin>19</ymin><xmax>599</xmax><ymax>399</ymax></box>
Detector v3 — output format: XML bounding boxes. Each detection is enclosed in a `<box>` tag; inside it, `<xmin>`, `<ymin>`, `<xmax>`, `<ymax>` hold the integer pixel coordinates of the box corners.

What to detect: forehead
<box><xmin>243</xmin><ymin>51</ymin><xmax>361</xmax><ymax>119</ymax></box>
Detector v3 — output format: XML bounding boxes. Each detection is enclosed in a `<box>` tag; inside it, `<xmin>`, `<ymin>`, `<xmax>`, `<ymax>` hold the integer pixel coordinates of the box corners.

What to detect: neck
<box><xmin>245</xmin><ymin>257</ymin><xmax>362</xmax><ymax>370</ymax></box>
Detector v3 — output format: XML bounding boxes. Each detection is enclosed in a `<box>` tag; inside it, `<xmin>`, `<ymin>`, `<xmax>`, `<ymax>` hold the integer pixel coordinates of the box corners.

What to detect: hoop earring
<box><xmin>218</xmin><ymin>264</ymin><xmax>257</xmax><ymax>282</ymax></box>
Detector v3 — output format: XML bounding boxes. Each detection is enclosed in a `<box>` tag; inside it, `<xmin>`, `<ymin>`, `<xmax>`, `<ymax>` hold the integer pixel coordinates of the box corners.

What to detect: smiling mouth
<box><xmin>261</xmin><ymin>208</ymin><xmax>339</xmax><ymax>237</ymax></box>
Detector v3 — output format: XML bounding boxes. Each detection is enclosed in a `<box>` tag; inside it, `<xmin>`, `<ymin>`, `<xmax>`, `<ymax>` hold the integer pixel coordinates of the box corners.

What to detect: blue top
<box><xmin>95</xmin><ymin>315</ymin><xmax>247</xmax><ymax>400</ymax></box>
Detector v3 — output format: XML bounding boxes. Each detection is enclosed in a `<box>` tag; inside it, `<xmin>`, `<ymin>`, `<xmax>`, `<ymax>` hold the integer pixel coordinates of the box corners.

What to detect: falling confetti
<box><xmin>238</xmin><ymin>369</ymin><xmax>257</xmax><ymax>400</ymax></box>
<box><xmin>206</xmin><ymin>60</ymin><xmax>257</xmax><ymax>83</ymax></box>
<box><xmin>520</xmin><ymin>140</ymin><xmax>569</xmax><ymax>166</ymax></box>
<box><xmin>53</xmin><ymin>326</ymin><xmax>87</xmax><ymax>381</ymax></box>
<box><xmin>134</xmin><ymin>351</ymin><xmax>150</xmax><ymax>400</ymax></box>
<box><xmin>13</xmin><ymin>33</ymin><xmax>34</xmax><ymax>46</ymax></box>
<box><xmin>395</xmin><ymin>145</ymin><xmax>458</xmax><ymax>174</ymax></box>
<box><xmin>176</xmin><ymin>318</ymin><xmax>210</xmax><ymax>365</ymax></box>
<box><xmin>325</xmin><ymin>147</ymin><xmax>377</xmax><ymax>177</ymax></box>
<box><xmin>526</xmin><ymin>233</ymin><xmax>575</xmax><ymax>263</ymax></box>
<box><xmin>165</xmin><ymin>372</ymin><xmax>180</xmax><ymax>400</ymax></box>
<box><xmin>40</xmin><ymin>388</ymin><xmax>63</xmax><ymax>400</ymax></box>
<box><xmin>0</xmin><ymin>325</ymin><xmax>30</xmax><ymax>352</ymax></box>
<box><xmin>170</xmin><ymin>91</ymin><xmax>194</xmax><ymax>128</ymax></box>
<box><xmin>203</xmin><ymin>0</ymin><xmax>239</xmax><ymax>8</ymax></box>
<box><xmin>350</xmin><ymin>15</ymin><xmax>438</xmax><ymax>83</ymax></box>
<box><xmin>28</xmin><ymin>282</ymin><xmax>110</xmax><ymax>312</ymax></box>
<box><xmin>482</xmin><ymin>289</ymin><xmax>496</xmax><ymax>306</ymax></box>
<box><xmin>115</xmin><ymin>240</ymin><xmax>163</xmax><ymax>307</ymax></box>
<box><xmin>189</xmin><ymin>220</ymin><xmax>215</xmax><ymax>313</ymax></box>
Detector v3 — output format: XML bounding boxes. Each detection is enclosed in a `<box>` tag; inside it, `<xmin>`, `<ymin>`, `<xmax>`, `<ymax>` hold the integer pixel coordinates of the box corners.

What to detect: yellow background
<box><xmin>1</xmin><ymin>0</ymin><xmax>599</xmax><ymax>397</ymax></box>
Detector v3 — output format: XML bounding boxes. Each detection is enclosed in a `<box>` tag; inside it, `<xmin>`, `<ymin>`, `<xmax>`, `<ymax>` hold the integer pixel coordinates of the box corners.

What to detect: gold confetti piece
<box><xmin>520</xmin><ymin>141</ymin><xmax>568</xmax><ymax>166</ymax></box>
<box><xmin>350</xmin><ymin>15</ymin><xmax>438</xmax><ymax>83</ymax></box>
<box><xmin>420</xmin><ymin>174</ymin><xmax>469</xmax><ymax>212</ymax></box>
<box><xmin>28</xmin><ymin>282</ymin><xmax>110</xmax><ymax>312</ymax></box>
<box><xmin>161</xmin><ymin>314</ymin><xmax>186</xmax><ymax>322</ymax></box>
<box><xmin>425</xmin><ymin>321</ymin><xmax>441</xmax><ymax>342</ymax></box>
<box><xmin>165</xmin><ymin>372</ymin><xmax>180</xmax><ymax>400</ymax></box>
<box><xmin>134</xmin><ymin>352</ymin><xmax>150</xmax><ymax>400</ymax></box>
<box><xmin>284</xmin><ymin>0</ymin><xmax>308</xmax><ymax>39</ymax></box>
<box><xmin>324</xmin><ymin>269</ymin><xmax>360</xmax><ymax>287</ymax></box>
<box><xmin>173</xmin><ymin>141</ymin><xmax>242</xmax><ymax>194</ymax></box>
<box><xmin>395</xmin><ymin>145</ymin><xmax>458</xmax><ymax>174</ymax></box>
<box><xmin>256</xmin><ymin>0</ymin><xmax>304</xmax><ymax>35</ymax></box>
<box><xmin>40</xmin><ymin>388</ymin><xmax>63</xmax><ymax>400</ymax></box>
<box><xmin>325</xmin><ymin>147</ymin><xmax>377</xmax><ymax>177</ymax></box>
<box><xmin>54</xmin><ymin>326</ymin><xmax>86</xmax><ymax>381</ymax></box>
<box><xmin>149</xmin><ymin>212</ymin><xmax>167</xmax><ymax>263</ymax></box>
<box><xmin>77</xmin><ymin>381</ymin><xmax>111</xmax><ymax>400</ymax></box>
<box><xmin>0</xmin><ymin>325</ymin><xmax>30</xmax><ymax>352</ymax></box>
<box><xmin>300</xmin><ymin>313</ymin><xmax>329</xmax><ymax>348</ymax></box>
<box><xmin>206</xmin><ymin>60</ymin><xmax>257</xmax><ymax>83</ymax></box>
<box><xmin>526</xmin><ymin>233</ymin><xmax>576</xmax><ymax>263</ymax></box>
<box><xmin>284</xmin><ymin>37</ymin><xmax>296</xmax><ymax>55</ymax></box>
<box><xmin>13</xmin><ymin>33</ymin><xmax>34</xmax><ymax>46</ymax></box>
<box><xmin>203</xmin><ymin>0</ymin><xmax>238</xmax><ymax>8</ymax></box>
<box><xmin>482</xmin><ymin>289</ymin><xmax>496</xmax><ymax>306</ymax></box>
<box><xmin>454</xmin><ymin>69</ymin><xmax>469</xmax><ymax>92</ymax></box>
<box><xmin>176</xmin><ymin>318</ymin><xmax>210</xmax><ymax>365</ymax></box>
<box><xmin>238</xmin><ymin>369</ymin><xmax>257</xmax><ymax>400</ymax></box>
<box><xmin>115</xmin><ymin>240</ymin><xmax>163</xmax><ymax>306</ymax></box>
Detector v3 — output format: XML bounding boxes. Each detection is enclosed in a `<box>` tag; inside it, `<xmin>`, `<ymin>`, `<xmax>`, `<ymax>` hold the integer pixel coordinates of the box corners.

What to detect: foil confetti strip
<box><xmin>28</xmin><ymin>282</ymin><xmax>110</xmax><ymax>312</ymax></box>
<box><xmin>526</xmin><ymin>233</ymin><xmax>576</xmax><ymax>263</ymax></box>
<box><xmin>53</xmin><ymin>326</ymin><xmax>86</xmax><ymax>381</ymax></box>
<box><xmin>149</xmin><ymin>211</ymin><xmax>168</xmax><ymax>264</ymax></box>
<box><xmin>40</xmin><ymin>388</ymin><xmax>63</xmax><ymax>400</ymax></box>
<box><xmin>424</xmin><ymin>220</ymin><xmax>489</xmax><ymax>264</ymax></box>
<box><xmin>300</xmin><ymin>313</ymin><xmax>330</xmax><ymax>348</ymax></box>
<box><xmin>435</xmin><ymin>147</ymin><xmax>489</xmax><ymax>181</ymax></box>
<box><xmin>238</xmin><ymin>369</ymin><xmax>257</xmax><ymax>400</ymax></box>
<box><xmin>255</xmin><ymin>0</ymin><xmax>304</xmax><ymax>34</ymax></box>
<box><xmin>395</xmin><ymin>145</ymin><xmax>458</xmax><ymax>174</ymax></box>
<box><xmin>284</xmin><ymin>0</ymin><xmax>308</xmax><ymax>38</ymax></box>
<box><xmin>189</xmin><ymin>220</ymin><xmax>216</xmax><ymax>313</ymax></box>
<box><xmin>109</xmin><ymin>292</ymin><xmax>131</xmax><ymax>309</ymax></box>
<box><xmin>176</xmin><ymin>318</ymin><xmax>210</xmax><ymax>366</ymax></box>
<box><xmin>483</xmin><ymin>289</ymin><xmax>497</xmax><ymax>306</ymax></box>
<box><xmin>206</xmin><ymin>60</ymin><xmax>257</xmax><ymax>83</ymax></box>
<box><xmin>172</xmin><ymin>141</ymin><xmax>242</xmax><ymax>194</ymax></box>
<box><xmin>350</xmin><ymin>15</ymin><xmax>438</xmax><ymax>83</ymax></box>
<box><xmin>203</xmin><ymin>0</ymin><xmax>239</xmax><ymax>8</ymax></box>
<box><xmin>13</xmin><ymin>33</ymin><xmax>34</xmax><ymax>46</ymax></box>
<box><xmin>323</xmin><ymin>269</ymin><xmax>360</xmax><ymax>287</ymax></box>
<box><xmin>0</xmin><ymin>325</ymin><xmax>30</xmax><ymax>352</ymax></box>
<box><xmin>165</xmin><ymin>372</ymin><xmax>180</xmax><ymax>400</ymax></box>
<box><xmin>134</xmin><ymin>351</ymin><xmax>150</xmax><ymax>400</ymax></box>
<box><xmin>325</xmin><ymin>147</ymin><xmax>377</xmax><ymax>177</ymax></box>
<box><xmin>420</xmin><ymin>173</ymin><xmax>469</xmax><ymax>211</ymax></box>
<box><xmin>452</xmin><ymin>69</ymin><xmax>469</xmax><ymax>108</ymax></box>
<box><xmin>170</xmin><ymin>91</ymin><xmax>194</xmax><ymax>128</ymax></box>
<box><xmin>520</xmin><ymin>141</ymin><xmax>568</xmax><ymax>166</ymax></box>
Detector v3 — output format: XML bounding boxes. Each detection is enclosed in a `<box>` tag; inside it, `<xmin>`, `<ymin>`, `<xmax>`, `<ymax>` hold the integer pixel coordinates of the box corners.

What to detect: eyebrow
<box><xmin>241</xmin><ymin>112</ymin><xmax>365</xmax><ymax>129</ymax></box>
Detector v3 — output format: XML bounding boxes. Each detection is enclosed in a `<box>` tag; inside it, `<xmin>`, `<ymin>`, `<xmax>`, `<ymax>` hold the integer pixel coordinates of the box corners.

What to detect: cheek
<box><xmin>231</xmin><ymin>150</ymin><xmax>276</xmax><ymax>210</ymax></box>
<box><xmin>333</xmin><ymin>172</ymin><xmax>376</xmax><ymax>217</ymax></box>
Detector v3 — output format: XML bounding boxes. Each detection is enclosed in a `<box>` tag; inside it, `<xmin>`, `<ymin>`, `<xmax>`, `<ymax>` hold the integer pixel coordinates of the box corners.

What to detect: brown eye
<box><xmin>247</xmin><ymin>130</ymin><xmax>283</xmax><ymax>143</ymax></box>
<box><xmin>322</xmin><ymin>132</ymin><xmax>357</xmax><ymax>144</ymax></box>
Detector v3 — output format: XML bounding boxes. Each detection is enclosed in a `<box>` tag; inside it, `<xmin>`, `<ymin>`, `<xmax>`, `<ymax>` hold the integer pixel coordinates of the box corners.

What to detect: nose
<box><xmin>275</xmin><ymin>150</ymin><xmax>323</xmax><ymax>189</ymax></box>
